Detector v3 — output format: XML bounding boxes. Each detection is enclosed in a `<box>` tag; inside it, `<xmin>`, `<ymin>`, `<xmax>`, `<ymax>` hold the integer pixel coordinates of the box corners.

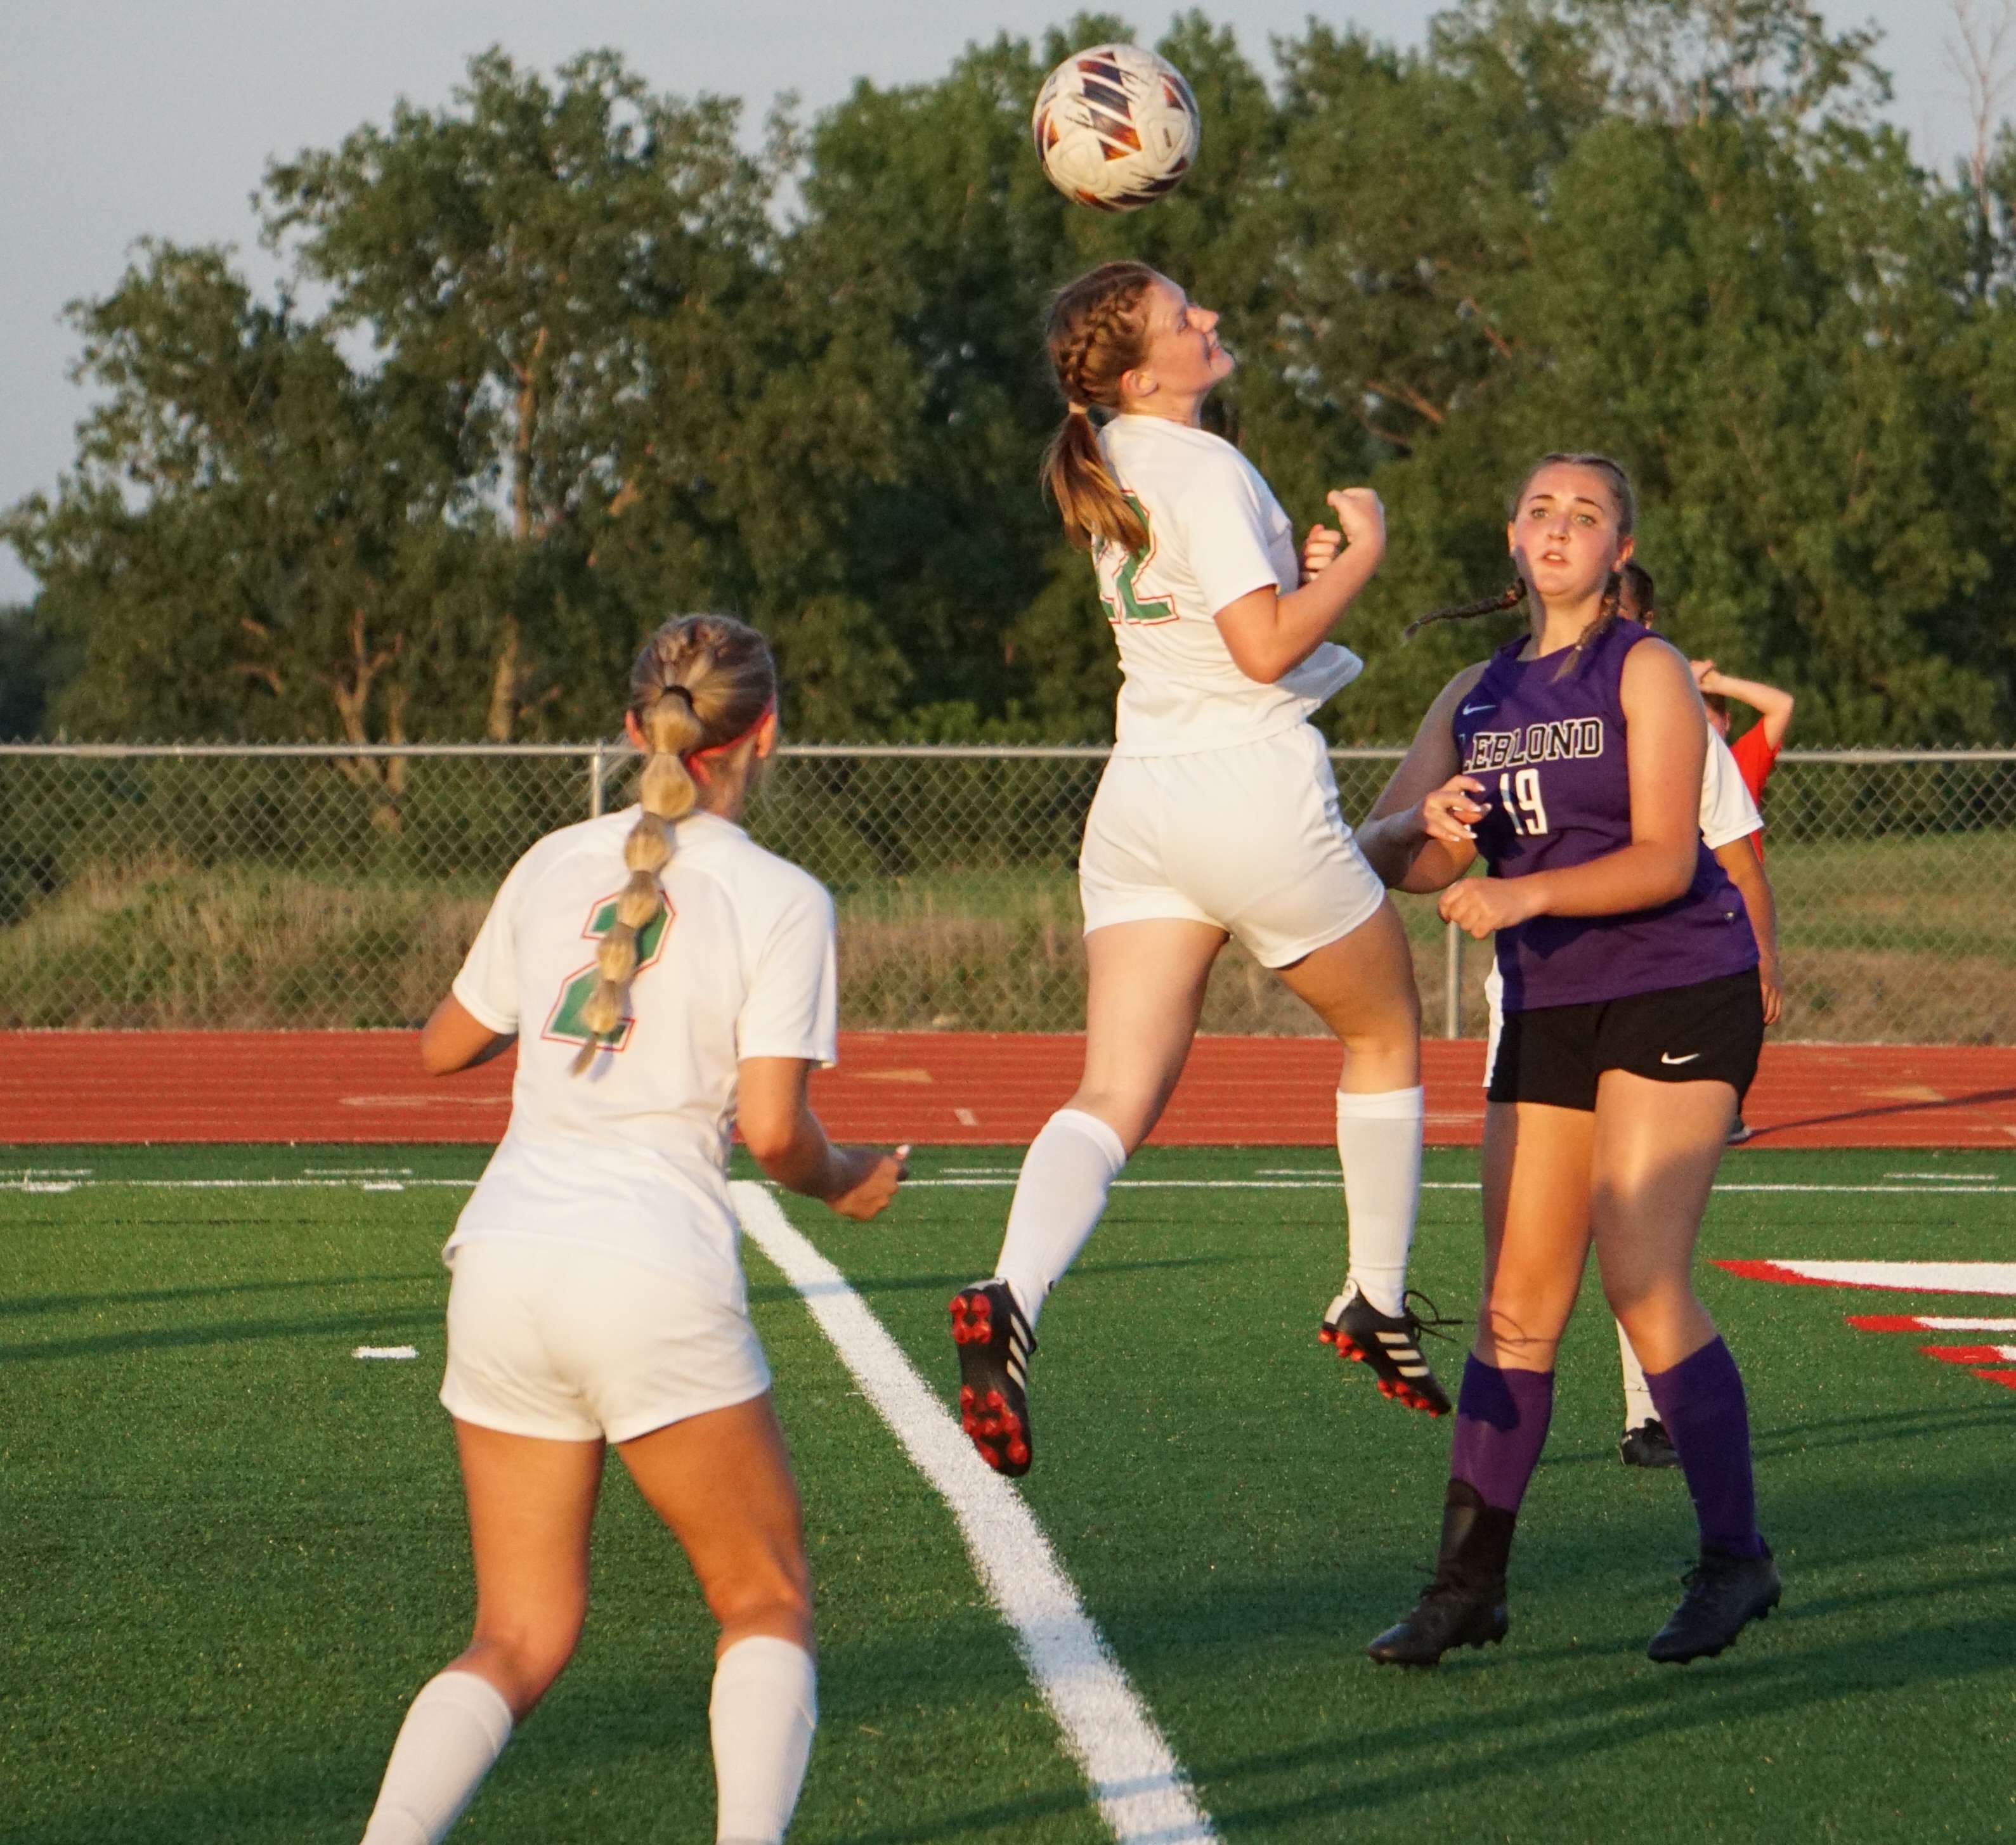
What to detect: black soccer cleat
<box><xmin>1320</xmin><ymin>1283</ymin><xmax>1454</xmax><ymax>1416</ymax></box>
<box><xmin>1619</xmin><ymin>1418</ymin><xmax>1682</xmax><ymax>1470</ymax></box>
<box><xmin>1366</xmin><ymin>1579</ymin><xmax>1509</xmax><ymax>1668</ymax></box>
<box><xmin>1647</xmin><ymin>1544</ymin><xmax>1781</xmax><ymax>1664</ymax></box>
<box><xmin>949</xmin><ymin>1281</ymin><xmax>1036</xmax><ymax>1477</ymax></box>
<box><xmin>1367</xmin><ymin>1483</ymin><xmax>1514</xmax><ymax>1668</ymax></box>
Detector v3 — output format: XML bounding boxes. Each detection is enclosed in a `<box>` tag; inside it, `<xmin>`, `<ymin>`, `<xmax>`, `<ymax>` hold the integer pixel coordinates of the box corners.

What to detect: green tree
<box><xmin>2</xmin><ymin>243</ymin><xmax>488</xmax><ymax>812</ymax></box>
<box><xmin>263</xmin><ymin>48</ymin><xmax>783</xmax><ymax>739</ymax></box>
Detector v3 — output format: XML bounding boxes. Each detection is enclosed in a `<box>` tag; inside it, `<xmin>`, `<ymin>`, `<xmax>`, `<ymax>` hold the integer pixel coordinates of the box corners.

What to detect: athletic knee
<box><xmin>462</xmin><ymin>1615</ymin><xmax>581</xmax><ymax>1714</ymax></box>
<box><xmin>1477</xmin><ymin>1299</ymin><xmax>1564</xmax><ymax>1370</ymax></box>
<box><xmin>1060</xmin><ymin>1089</ymin><xmax>1148</xmax><ymax>1153</ymax></box>
<box><xmin>705</xmin><ymin>1545</ymin><xmax>813</xmax><ymax>1637</ymax></box>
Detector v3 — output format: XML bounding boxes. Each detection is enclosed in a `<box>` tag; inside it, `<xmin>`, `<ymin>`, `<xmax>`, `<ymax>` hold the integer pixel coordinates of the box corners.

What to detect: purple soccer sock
<box><xmin>1448</xmin><ymin>1355</ymin><xmax>1556</xmax><ymax>1514</ymax></box>
<box><xmin>1644</xmin><ymin>1336</ymin><xmax>1766</xmax><ymax>1558</ymax></box>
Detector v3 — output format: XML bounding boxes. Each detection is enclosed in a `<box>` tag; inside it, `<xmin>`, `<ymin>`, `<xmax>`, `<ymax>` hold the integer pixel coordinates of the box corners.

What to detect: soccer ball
<box><xmin>1032</xmin><ymin>44</ymin><xmax>1200</xmax><ymax>213</ymax></box>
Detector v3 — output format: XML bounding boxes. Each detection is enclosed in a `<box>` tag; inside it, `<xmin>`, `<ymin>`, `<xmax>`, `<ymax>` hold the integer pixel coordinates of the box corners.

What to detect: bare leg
<box><xmin>616</xmin><ymin>1394</ymin><xmax>813</xmax><ymax>1656</ymax></box>
<box><xmin>1066</xmin><ymin>918</ymin><xmax>1228</xmax><ymax>1149</ymax></box>
<box><xmin>985</xmin><ymin>918</ymin><xmax>1224</xmax><ymax>1324</ymax></box>
<box><xmin>450</xmin><ymin>1422</ymin><xmax>606</xmax><ymax>1715</ymax></box>
<box><xmin>620</xmin><ymin>1395</ymin><xmax>819</xmax><ymax>1845</ymax></box>
<box><xmin>1475</xmin><ymin>1101</ymin><xmax>1594</xmax><ymax>1372</ymax></box>
<box><xmin>1270</xmin><ymin>895</ymin><xmax>1421</xmax><ymax>1095</ymax></box>
<box><xmin>356</xmin><ymin>1426</ymin><xmax>602</xmax><ymax>1842</ymax></box>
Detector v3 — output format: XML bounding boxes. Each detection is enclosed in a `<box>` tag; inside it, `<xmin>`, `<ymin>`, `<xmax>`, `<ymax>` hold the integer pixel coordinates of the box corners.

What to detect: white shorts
<box><xmin>439</xmin><ymin>1238</ymin><xmax>772</xmax><ymax>1444</ymax></box>
<box><xmin>1079</xmin><ymin>723</ymin><xmax>1386</xmax><ymax>968</ymax></box>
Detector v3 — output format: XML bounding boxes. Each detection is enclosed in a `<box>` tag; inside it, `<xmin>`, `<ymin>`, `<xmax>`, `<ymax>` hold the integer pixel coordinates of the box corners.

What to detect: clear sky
<box><xmin>0</xmin><ymin>1</ymin><xmax>1977</xmax><ymax>605</ymax></box>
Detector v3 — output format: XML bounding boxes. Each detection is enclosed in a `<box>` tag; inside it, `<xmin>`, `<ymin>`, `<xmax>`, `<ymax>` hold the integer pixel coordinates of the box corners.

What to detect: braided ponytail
<box><xmin>1040</xmin><ymin>261</ymin><xmax>1159</xmax><ymax>552</ymax></box>
<box><xmin>570</xmin><ymin>615</ymin><xmax>777</xmax><ymax>1077</ymax></box>
<box><xmin>1403</xmin><ymin>580</ymin><xmax>1525</xmax><ymax>642</ymax></box>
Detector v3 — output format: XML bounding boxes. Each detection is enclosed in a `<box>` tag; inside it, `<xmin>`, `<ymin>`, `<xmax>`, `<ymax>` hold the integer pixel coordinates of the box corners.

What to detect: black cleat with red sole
<box><xmin>949</xmin><ymin>1281</ymin><xmax>1037</xmax><ymax>1477</ymax></box>
<box><xmin>1320</xmin><ymin>1283</ymin><xmax>1455</xmax><ymax>1417</ymax></box>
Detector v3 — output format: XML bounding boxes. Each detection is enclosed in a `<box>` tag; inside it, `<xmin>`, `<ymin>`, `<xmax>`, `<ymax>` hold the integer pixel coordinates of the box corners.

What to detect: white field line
<box><xmin>899</xmin><ymin>1179</ymin><xmax>2016</xmax><ymax>1196</ymax></box>
<box><xmin>3</xmin><ymin>1175</ymin><xmax>2014</xmax><ymax>1198</ymax></box>
<box><xmin>730</xmin><ymin>1181</ymin><xmax>1216</xmax><ymax>1845</ymax></box>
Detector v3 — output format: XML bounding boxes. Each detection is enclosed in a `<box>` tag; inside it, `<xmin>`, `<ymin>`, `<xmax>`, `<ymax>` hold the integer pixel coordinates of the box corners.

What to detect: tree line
<box><xmin>6</xmin><ymin>0</ymin><xmax>2013</xmax><ymax>753</ymax></box>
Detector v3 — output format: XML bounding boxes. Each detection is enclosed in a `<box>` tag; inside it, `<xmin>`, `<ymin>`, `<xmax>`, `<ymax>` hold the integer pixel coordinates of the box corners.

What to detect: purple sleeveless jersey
<box><xmin>1450</xmin><ymin>618</ymin><xmax>1758</xmax><ymax>1012</ymax></box>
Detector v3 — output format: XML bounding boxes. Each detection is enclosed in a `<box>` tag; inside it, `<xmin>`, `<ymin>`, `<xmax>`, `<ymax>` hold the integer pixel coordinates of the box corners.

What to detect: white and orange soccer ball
<box><xmin>1031</xmin><ymin>43</ymin><xmax>1200</xmax><ymax>213</ymax></box>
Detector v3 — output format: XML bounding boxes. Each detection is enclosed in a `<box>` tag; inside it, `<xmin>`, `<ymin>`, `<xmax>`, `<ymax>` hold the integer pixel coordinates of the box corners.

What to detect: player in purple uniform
<box><xmin>1351</xmin><ymin>453</ymin><xmax>1779</xmax><ymax>1667</ymax></box>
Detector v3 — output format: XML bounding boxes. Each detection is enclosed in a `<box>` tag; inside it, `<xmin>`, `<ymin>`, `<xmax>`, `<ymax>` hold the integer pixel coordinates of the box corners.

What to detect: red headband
<box><xmin>683</xmin><ymin>698</ymin><xmax>777</xmax><ymax>785</ymax></box>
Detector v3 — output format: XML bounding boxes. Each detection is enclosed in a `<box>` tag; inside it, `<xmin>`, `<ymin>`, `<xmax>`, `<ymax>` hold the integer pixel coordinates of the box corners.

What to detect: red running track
<box><xmin>2</xmin><ymin>1032</ymin><xmax>2014</xmax><ymax>1148</ymax></box>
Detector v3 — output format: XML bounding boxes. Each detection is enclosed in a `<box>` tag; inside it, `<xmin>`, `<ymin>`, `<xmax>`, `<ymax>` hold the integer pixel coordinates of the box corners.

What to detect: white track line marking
<box><xmin>731</xmin><ymin>1181</ymin><xmax>1216</xmax><ymax>1845</ymax></box>
<box><xmin>899</xmin><ymin>1178</ymin><xmax>2016</xmax><ymax>1196</ymax></box>
<box><xmin>3</xmin><ymin>1174</ymin><xmax>2011</xmax><ymax>1199</ymax></box>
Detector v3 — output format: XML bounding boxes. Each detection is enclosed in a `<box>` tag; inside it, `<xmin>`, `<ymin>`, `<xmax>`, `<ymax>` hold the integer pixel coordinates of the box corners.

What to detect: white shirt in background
<box><xmin>1095</xmin><ymin>415</ymin><xmax>1362</xmax><ymax>755</ymax></box>
<box><xmin>446</xmin><ymin>808</ymin><xmax>837</xmax><ymax>1297</ymax></box>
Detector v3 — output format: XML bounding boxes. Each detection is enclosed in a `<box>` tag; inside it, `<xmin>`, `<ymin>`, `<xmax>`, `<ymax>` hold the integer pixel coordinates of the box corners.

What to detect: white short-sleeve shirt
<box><xmin>1095</xmin><ymin>416</ymin><xmax>1362</xmax><ymax>755</ymax></box>
<box><xmin>445</xmin><ymin>808</ymin><xmax>837</xmax><ymax>1297</ymax></box>
<box><xmin>1700</xmin><ymin>731</ymin><xmax>1764</xmax><ymax>851</ymax></box>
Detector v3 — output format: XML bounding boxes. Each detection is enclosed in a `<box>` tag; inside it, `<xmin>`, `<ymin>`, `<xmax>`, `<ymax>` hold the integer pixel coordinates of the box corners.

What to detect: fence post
<box><xmin>589</xmin><ymin>741</ymin><xmax>606</xmax><ymax>819</ymax></box>
<box><xmin>1443</xmin><ymin>917</ymin><xmax>1462</xmax><ymax>1040</ymax></box>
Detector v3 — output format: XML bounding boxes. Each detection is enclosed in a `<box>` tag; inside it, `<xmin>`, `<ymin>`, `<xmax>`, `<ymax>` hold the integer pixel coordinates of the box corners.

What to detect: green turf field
<box><xmin>4</xmin><ymin>1144</ymin><xmax>2013</xmax><ymax>1843</ymax></box>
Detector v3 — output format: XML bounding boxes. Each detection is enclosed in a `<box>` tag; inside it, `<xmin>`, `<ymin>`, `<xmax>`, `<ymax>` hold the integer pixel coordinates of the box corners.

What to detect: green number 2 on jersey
<box><xmin>1096</xmin><ymin>493</ymin><xmax>1177</xmax><ymax>626</ymax></box>
<box><xmin>542</xmin><ymin>889</ymin><xmax>673</xmax><ymax>1052</ymax></box>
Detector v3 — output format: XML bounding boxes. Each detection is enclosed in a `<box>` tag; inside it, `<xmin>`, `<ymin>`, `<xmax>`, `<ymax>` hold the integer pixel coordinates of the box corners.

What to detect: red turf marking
<box><xmin>1920</xmin><ymin>1344</ymin><xmax>2010</xmax><ymax>1366</ymax></box>
<box><xmin>1715</xmin><ymin>1259</ymin><xmax>1838</xmax><ymax>1287</ymax></box>
<box><xmin>1970</xmin><ymin>1369</ymin><xmax>2016</xmax><ymax>1392</ymax></box>
<box><xmin>3</xmin><ymin>1032</ymin><xmax>2015</xmax><ymax>1148</ymax></box>
<box><xmin>1847</xmin><ymin>1315</ymin><xmax>1930</xmax><ymax>1332</ymax></box>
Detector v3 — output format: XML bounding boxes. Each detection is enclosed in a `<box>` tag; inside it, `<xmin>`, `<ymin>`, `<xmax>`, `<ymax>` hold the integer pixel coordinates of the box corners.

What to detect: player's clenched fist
<box><xmin>828</xmin><ymin>1144</ymin><xmax>909</xmax><ymax>1220</ymax></box>
<box><xmin>1438</xmin><ymin>874</ymin><xmax>1543</xmax><ymax>940</ymax></box>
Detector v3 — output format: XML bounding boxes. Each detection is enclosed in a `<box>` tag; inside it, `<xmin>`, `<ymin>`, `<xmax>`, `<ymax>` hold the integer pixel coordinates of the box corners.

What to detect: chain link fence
<box><xmin>2</xmin><ymin>742</ymin><xmax>2012</xmax><ymax>1043</ymax></box>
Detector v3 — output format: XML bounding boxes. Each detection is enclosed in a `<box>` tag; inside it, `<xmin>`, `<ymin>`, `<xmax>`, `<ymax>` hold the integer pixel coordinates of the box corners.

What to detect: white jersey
<box><xmin>1095</xmin><ymin>415</ymin><xmax>1361</xmax><ymax>756</ymax></box>
<box><xmin>1700</xmin><ymin>731</ymin><xmax>1763</xmax><ymax>851</ymax></box>
<box><xmin>445</xmin><ymin>808</ymin><xmax>837</xmax><ymax>1296</ymax></box>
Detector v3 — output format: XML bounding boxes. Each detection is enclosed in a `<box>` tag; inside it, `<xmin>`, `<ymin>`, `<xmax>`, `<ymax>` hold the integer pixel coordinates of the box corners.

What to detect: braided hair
<box><xmin>570</xmin><ymin>614</ymin><xmax>776</xmax><ymax>1076</ymax></box>
<box><xmin>1039</xmin><ymin>261</ymin><xmax>1160</xmax><ymax>552</ymax></box>
<box><xmin>1404</xmin><ymin>451</ymin><xmax>1637</xmax><ymax>680</ymax></box>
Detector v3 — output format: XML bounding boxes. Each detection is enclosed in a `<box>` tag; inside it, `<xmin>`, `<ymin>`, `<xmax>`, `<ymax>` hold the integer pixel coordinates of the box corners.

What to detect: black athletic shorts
<box><xmin>1486</xmin><ymin>969</ymin><xmax>1764</xmax><ymax>1112</ymax></box>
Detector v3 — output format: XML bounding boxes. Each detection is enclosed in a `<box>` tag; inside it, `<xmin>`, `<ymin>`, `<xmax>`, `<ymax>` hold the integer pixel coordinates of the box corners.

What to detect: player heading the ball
<box><xmin>948</xmin><ymin>259</ymin><xmax>1445</xmax><ymax>1483</ymax></box>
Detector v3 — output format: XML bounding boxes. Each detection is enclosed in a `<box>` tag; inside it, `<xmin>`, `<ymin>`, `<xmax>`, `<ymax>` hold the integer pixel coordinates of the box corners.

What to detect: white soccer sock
<box><xmin>1617</xmin><ymin>1319</ymin><xmax>1656</xmax><ymax>1428</ymax></box>
<box><xmin>1336</xmin><ymin>1085</ymin><xmax>1424</xmax><ymax>1319</ymax></box>
<box><xmin>358</xmin><ymin>1669</ymin><xmax>514</xmax><ymax>1845</ymax></box>
<box><xmin>711</xmin><ymin>1635</ymin><xmax>817</xmax><ymax>1845</ymax></box>
<box><xmin>992</xmin><ymin>1107</ymin><xmax>1128</xmax><ymax>1330</ymax></box>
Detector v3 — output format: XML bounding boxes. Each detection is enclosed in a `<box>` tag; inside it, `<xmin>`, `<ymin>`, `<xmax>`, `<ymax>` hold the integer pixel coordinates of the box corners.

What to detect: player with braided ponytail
<box><xmin>1353</xmin><ymin>456</ymin><xmax>1778</xmax><ymax>1669</ymax></box>
<box><xmin>354</xmin><ymin>615</ymin><xmax>905</xmax><ymax>1845</ymax></box>
<box><xmin>568</xmin><ymin>680</ymin><xmax>701</xmax><ymax>1070</ymax></box>
<box><xmin>950</xmin><ymin>261</ymin><xmax>1444</xmax><ymax>1482</ymax></box>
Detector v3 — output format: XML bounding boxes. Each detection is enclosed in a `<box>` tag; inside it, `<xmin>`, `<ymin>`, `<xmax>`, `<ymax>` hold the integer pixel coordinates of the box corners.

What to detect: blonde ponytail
<box><xmin>570</xmin><ymin>616</ymin><xmax>777</xmax><ymax>1077</ymax></box>
<box><xmin>1041</xmin><ymin>261</ymin><xmax>1159</xmax><ymax>552</ymax></box>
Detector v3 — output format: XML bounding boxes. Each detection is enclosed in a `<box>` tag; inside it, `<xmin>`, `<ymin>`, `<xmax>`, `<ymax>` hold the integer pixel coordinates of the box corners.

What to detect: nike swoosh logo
<box><xmin>1460</xmin><ymin>702</ymin><xmax>1496</xmax><ymax>715</ymax></box>
<box><xmin>1660</xmin><ymin>1052</ymin><xmax>1702</xmax><ymax>1066</ymax></box>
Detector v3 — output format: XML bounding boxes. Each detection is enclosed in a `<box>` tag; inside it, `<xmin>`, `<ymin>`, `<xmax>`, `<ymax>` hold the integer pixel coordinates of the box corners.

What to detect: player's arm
<box><xmin>419</xmin><ymin>993</ymin><xmax>515</xmax><ymax>1075</ymax></box>
<box><xmin>1441</xmin><ymin>639</ymin><xmax>1702</xmax><ymax>938</ymax></box>
<box><xmin>738</xmin><ymin>1058</ymin><xmax>907</xmax><ymax>1220</ymax></box>
<box><xmin>1214</xmin><ymin>488</ymin><xmax>1384</xmax><ymax>683</ymax></box>
<box><xmin>1716</xmin><ymin>836</ymin><xmax>1783</xmax><ymax>1026</ymax></box>
<box><xmin>1356</xmin><ymin>666</ymin><xmax>1488</xmax><ymax>893</ymax></box>
<box><xmin>1695</xmin><ymin>661</ymin><xmax>1795</xmax><ymax>749</ymax></box>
